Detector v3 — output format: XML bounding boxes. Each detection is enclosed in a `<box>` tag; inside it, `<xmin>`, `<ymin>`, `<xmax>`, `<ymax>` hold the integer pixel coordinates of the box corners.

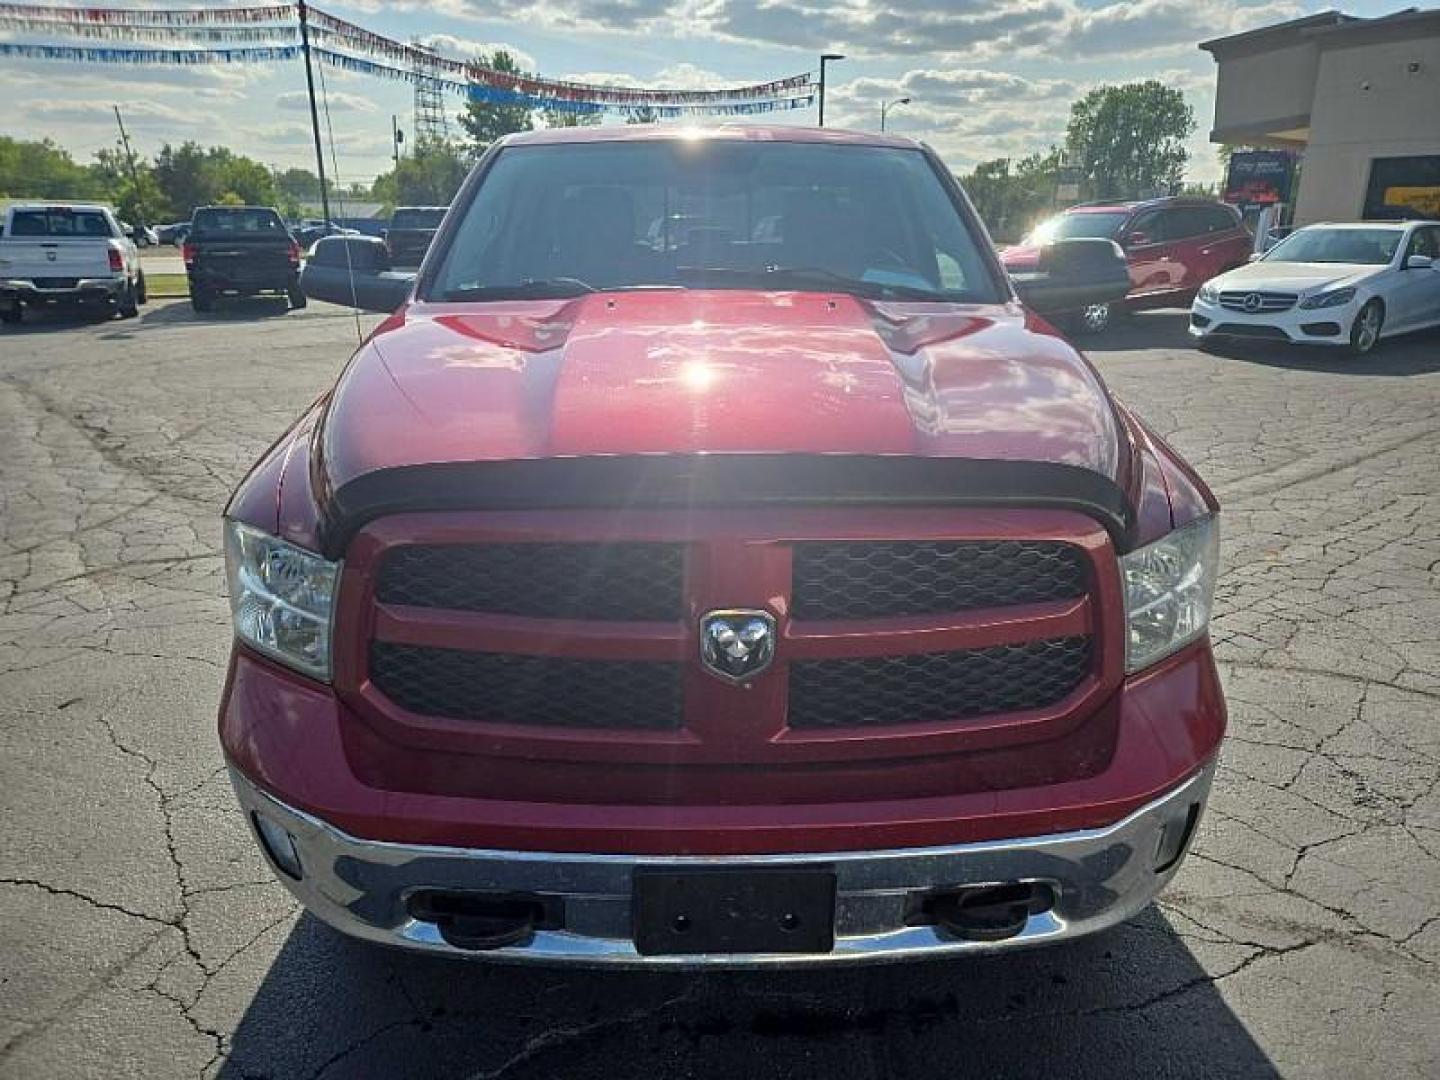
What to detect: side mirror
<box><xmin>1405</xmin><ymin>254</ymin><xmax>1434</xmax><ymax>270</ymax></box>
<box><xmin>1123</xmin><ymin>230</ymin><xmax>1150</xmax><ymax>247</ymax></box>
<box><xmin>299</xmin><ymin>235</ymin><xmax>414</xmax><ymax>313</ymax></box>
<box><xmin>1010</xmin><ymin>238</ymin><xmax>1131</xmax><ymax>318</ymax></box>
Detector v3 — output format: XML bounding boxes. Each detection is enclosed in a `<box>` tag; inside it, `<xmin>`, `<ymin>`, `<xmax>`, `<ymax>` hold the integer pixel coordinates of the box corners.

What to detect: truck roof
<box><xmin>499</xmin><ymin>124</ymin><xmax>921</xmax><ymax>150</ymax></box>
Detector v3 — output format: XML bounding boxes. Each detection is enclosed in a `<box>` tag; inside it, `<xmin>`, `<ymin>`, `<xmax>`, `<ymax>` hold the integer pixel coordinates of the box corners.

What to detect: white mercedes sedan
<box><xmin>1190</xmin><ymin>220</ymin><xmax>1440</xmax><ymax>355</ymax></box>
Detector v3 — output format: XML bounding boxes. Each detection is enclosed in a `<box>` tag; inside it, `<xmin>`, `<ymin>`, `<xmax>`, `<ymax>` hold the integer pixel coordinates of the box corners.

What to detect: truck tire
<box><xmin>287</xmin><ymin>285</ymin><xmax>307</xmax><ymax>310</ymax></box>
<box><xmin>191</xmin><ymin>288</ymin><xmax>213</xmax><ymax>314</ymax></box>
<box><xmin>0</xmin><ymin>306</ymin><xmax>21</xmax><ymax>325</ymax></box>
<box><xmin>118</xmin><ymin>282</ymin><xmax>139</xmax><ymax>319</ymax></box>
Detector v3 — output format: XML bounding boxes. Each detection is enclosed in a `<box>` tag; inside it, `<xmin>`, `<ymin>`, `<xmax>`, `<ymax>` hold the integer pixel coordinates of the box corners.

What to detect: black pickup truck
<box><xmin>184</xmin><ymin>206</ymin><xmax>304</xmax><ymax>312</ymax></box>
<box><xmin>382</xmin><ymin>205</ymin><xmax>446</xmax><ymax>267</ymax></box>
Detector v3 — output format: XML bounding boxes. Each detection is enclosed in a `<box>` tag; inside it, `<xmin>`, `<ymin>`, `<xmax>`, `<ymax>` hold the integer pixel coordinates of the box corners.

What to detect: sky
<box><xmin>0</xmin><ymin>0</ymin><xmax>1420</xmax><ymax>193</ymax></box>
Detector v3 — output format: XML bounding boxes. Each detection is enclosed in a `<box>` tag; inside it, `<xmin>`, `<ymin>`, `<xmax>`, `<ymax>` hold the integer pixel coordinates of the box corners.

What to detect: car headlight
<box><xmin>224</xmin><ymin>519</ymin><xmax>340</xmax><ymax>680</ymax></box>
<box><xmin>1120</xmin><ymin>515</ymin><xmax>1220</xmax><ymax>673</ymax></box>
<box><xmin>1299</xmin><ymin>286</ymin><xmax>1356</xmax><ymax>310</ymax></box>
<box><xmin>1197</xmin><ymin>283</ymin><xmax>1219</xmax><ymax>304</ymax></box>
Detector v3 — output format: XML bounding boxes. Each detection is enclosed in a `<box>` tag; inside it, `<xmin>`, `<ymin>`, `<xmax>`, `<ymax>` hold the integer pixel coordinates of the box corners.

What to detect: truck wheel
<box><xmin>191</xmin><ymin>288</ymin><xmax>213</xmax><ymax>314</ymax></box>
<box><xmin>0</xmin><ymin>306</ymin><xmax>21</xmax><ymax>325</ymax></box>
<box><xmin>1348</xmin><ymin>300</ymin><xmax>1383</xmax><ymax>356</ymax></box>
<box><xmin>118</xmin><ymin>282</ymin><xmax>139</xmax><ymax>319</ymax></box>
<box><xmin>287</xmin><ymin>286</ymin><xmax>307</xmax><ymax>310</ymax></box>
<box><xmin>136</xmin><ymin>273</ymin><xmax>148</xmax><ymax>306</ymax></box>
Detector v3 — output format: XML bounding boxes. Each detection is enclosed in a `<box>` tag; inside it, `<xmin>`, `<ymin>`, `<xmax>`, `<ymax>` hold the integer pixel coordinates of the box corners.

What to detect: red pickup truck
<box><xmin>220</xmin><ymin>126</ymin><xmax>1223</xmax><ymax>964</ymax></box>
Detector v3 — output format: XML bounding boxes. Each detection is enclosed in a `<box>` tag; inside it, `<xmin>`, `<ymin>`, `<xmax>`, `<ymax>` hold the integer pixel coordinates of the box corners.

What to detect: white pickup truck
<box><xmin>0</xmin><ymin>203</ymin><xmax>144</xmax><ymax>325</ymax></box>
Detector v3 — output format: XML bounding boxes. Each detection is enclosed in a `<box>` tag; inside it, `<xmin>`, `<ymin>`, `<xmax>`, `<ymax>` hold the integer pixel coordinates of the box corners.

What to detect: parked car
<box><xmin>183</xmin><ymin>205</ymin><xmax>304</xmax><ymax>313</ymax></box>
<box><xmin>1190</xmin><ymin>220</ymin><xmax>1440</xmax><ymax>354</ymax></box>
<box><xmin>292</xmin><ymin>219</ymin><xmax>360</xmax><ymax>250</ymax></box>
<box><xmin>0</xmin><ymin>202</ymin><xmax>144</xmax><ymax>324</ymax></box>
<box><xmin>156</xmin><ymin>221</ymin><xmax>190</xmax><ymax>246</ymax></box>
<box><xmin>221</xmin><ymin>125</ymin><xmax>1223</xmax><ymax>965</ymax></box>
<box><xmin>382</xmin><ymin>205</ymin><xmax>447</xmax><ymax>267</ymax></box>
<box><xmin>120</xmin><ymin>221</ymin><xmax>159</xmax><ymax>247</ymax></box>
<box><xmin>1002</xmin><ymin>197</ymin><xmax>1253</xmax><ymax>333</ymax></box>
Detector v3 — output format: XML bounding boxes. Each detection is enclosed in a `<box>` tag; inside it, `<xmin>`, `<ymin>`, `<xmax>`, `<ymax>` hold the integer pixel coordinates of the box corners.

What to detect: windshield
<box><xmin>191</xmin><ymin>208</ymin><xmax>288</xmax><ymax>237</ymax></box>
<box><xmin>1265</xmin><ymin>227</ymin><xmax>1402</xmax><ymax>265</ymax></box>
<box><xmin>392</xmin><ymin>208</ymin><xmax>445</xmax><ymax>229</ymax></box>
<box><xmin>1028</xmin><ymin>211</ymin><xmax>1128</xmax><ymax>244</ymax></box>
<box><xmin>429</xmin><ymin>140</ymin><xmax>1000</xmax><ymax>303</ymax></box>
<box><xmin>8</xmin><ymin>208</ymin><xmax>111</xmax><ymax>238</ymax></box>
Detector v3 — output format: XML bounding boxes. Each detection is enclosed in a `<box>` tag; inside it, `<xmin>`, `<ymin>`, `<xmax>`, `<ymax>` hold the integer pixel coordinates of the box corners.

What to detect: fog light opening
<box><xmin>251</xmin><ymin>812</ymin><xmax>303</xmax><ymax>880</ymax></box>
<box><xmin>1154</xmin><ymin>803</ymin><xmax>1202</xmax><ymax>873</ymax></box>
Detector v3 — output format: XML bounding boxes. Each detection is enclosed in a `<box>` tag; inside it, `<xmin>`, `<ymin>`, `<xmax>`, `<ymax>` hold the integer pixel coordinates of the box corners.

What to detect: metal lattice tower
<box><xmin>411</xmin><ymin>41</ymin><xmax>449</xmax><ymax>144</ymax></box>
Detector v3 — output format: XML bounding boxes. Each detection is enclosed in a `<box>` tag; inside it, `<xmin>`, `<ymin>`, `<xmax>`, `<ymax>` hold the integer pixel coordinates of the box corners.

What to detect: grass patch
<box><xmin>144</xmin><ymin>272</ymin><xmax>189</xmax><ymax>298</ymax></box>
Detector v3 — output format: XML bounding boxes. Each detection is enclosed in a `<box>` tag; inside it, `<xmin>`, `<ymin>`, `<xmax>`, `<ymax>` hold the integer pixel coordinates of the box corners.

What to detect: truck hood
<box><xmin>1211</xmin><ymin>260</ymin><xmax>1382</xmax><ymax>293</ymax></box>
<box><xmin>316</xmin><ymin>289</ymin><xmax>1129</xmax><ymax>507</ymax></box>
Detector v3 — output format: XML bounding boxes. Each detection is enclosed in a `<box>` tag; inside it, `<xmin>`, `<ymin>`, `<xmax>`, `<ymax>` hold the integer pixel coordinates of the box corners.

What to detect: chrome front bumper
<box><xmin>230</xmin><ymin>763</ymin><xmax>1214</xmax><ymax>967</ymax></box>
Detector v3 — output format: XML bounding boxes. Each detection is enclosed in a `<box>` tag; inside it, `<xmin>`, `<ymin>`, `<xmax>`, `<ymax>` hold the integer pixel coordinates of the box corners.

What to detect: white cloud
<box><xmin>276</xmin><ymin>90</ymin><xmax>378</xmax><ymax>113</ymax></box>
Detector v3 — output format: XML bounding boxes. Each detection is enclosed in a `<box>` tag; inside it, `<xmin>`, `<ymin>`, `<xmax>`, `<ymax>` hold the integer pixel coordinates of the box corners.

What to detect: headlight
<box><xmin>1299</xmin><ymin>286</ymin><xmax>1356</xmax><ymax>310</ymax></box>
<box><xmin>224</xmin><ymin>519</ymin><xmax>340</xmax><ymax>680</ymax></box>
<box><xmin>1197</xmin><ymin>283</ymin><xmax>1219</xmax><ymax>304</ymax></box>
<box><xmin>1121</xmin><ymin>515</ymin><xmax>1219</xmax><ymax>673</ymax></box>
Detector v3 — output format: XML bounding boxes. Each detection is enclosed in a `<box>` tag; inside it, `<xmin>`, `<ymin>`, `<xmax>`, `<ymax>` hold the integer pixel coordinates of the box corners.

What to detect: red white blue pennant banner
<box><xmin>0</xmin><ymin>1</ymin><xmax>816</xmax><ymax>113</ymax></box>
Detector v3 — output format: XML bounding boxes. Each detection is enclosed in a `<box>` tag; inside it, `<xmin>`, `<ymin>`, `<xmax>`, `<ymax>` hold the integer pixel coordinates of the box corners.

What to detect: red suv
<box><xmin>1002</xmin><ymin>197</ymin><xmax>1253</xmax><ymax>333</ymax></box>
<box><xmin>220</xmin><ymin>126</ymin><xmax>1224</xmax><ymax>965</ymax></box>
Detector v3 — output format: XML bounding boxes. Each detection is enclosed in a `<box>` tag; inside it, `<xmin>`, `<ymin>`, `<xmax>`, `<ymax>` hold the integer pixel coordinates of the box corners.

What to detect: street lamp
<box><xmin>818</xmin><ymin>53</ymin><xmax>845</xmax><ymax>127</ymax></box>
<box><xmin>880</xmin><ymin>96</ymin><xmax>911</xmax><ymax>132</ymax></box>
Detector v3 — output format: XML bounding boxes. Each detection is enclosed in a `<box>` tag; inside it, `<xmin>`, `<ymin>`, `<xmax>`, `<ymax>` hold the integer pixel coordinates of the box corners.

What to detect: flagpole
<box><xmin>296</xmin><ymin>0</ymin><xmax>331</xmax><ymax>226</ymax></box>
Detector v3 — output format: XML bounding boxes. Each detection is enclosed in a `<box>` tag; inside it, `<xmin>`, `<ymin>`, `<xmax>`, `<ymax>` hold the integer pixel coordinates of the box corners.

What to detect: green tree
<box><xmin>151</xmin><ymin>142</ymin><xmax>279</xmax><ymax>218</ymax></box>
<box><xmin>1064</xmin><ymin>81</ymin><xmax>1195</xmax><ymax>200</ymax></box>
<box><xmin>960</xmin><ymin>148</ymin><xmax>1062</xmax><ymax>242</ymax></box>
<box><xmin>543</xmin><ymin>108</ymin><xmax>601</xmax><ymax>129</ymax></box>
<box><xmin>0</xmin><ymin>136</ymin><xmax>104</xmax><ymax>200</ymax></box>
<box><xmin>459</xmin><ymin>51</ymin><xmax>534</xmax><ymax>156</ymax></box>
<box><xmin>91</xmin><ymin>146</ymin><xmax>163</xmax><ymax>224</ymax></box>
<box><xmin>371</xmin><ymin>139</ymin><xmax>469</xmax><ymax>210</ymax></box>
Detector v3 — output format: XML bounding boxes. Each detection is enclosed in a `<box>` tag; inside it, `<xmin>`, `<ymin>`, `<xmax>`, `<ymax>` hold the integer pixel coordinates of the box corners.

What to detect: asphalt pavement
<box><xmin>1</xmin><ymin>299</ymin><xmax>1437</xmax><ymax>1079</ymax></box>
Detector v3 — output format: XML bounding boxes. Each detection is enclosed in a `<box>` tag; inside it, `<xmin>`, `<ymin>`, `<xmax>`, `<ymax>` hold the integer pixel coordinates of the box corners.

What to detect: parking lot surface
<box><xmin>2</xmin><ymin>300</ymin><xmax>1438</xmax><ymax>1079</ymax></box>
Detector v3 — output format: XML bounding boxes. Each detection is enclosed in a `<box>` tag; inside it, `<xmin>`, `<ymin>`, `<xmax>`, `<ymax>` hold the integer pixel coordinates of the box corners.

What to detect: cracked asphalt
<box><xmin>1</xmin><ymin>299</ymin><xmax>1438</xmax><ymax>1079</ymax></box>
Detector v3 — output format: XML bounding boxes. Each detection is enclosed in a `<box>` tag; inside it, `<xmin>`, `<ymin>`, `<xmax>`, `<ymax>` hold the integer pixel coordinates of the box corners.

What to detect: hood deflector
<box><xmin>317</xmin><ymin>455</ymin><xmax>1135</xmax><ymax>559</ymax></box>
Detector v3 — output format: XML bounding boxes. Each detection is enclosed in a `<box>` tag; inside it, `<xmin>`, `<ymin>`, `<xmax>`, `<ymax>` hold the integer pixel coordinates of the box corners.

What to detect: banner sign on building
<box><xmin>1223</xmin><ymin>151</ymin><xmax>1296</xmax><ymax>211</ymax></box>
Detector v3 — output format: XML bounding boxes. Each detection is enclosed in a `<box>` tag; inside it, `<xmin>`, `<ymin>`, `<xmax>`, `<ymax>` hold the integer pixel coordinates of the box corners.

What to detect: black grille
<box><xmin>377</xmin><ymin>542</ymin><xmax>684</xmax><ymax>621</ymax></box>
<box><xmin>369</xmin><ymin>642</ymin><xmax>682</xmax><ymax>729</ymax></box>
<box><xmin>786</xmin><ymin>637</ymin><xmax>1091</xmax><ymax>729</ymax></box>
<box><xmin>791</xmin><ymin>541</ymin><xmax>1087</xmax><ymax>620</ymax></box>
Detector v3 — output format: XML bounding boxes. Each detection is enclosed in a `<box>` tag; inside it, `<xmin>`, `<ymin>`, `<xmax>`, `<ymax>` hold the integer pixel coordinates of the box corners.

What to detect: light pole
<box><xmin>818</xmin><ymin>53</ymin><xmax>845</xmax><ymax>127</ymax></box>
<box><xmin>880</xmin><ymin>96</ymin><xmax>911</xmax><ymax>132</ymax></box>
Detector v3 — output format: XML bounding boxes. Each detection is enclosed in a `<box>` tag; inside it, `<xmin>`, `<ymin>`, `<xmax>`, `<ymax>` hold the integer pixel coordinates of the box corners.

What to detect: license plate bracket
<box><xmin>633</xmin><ymin>867</ymin><xmax>836</xmax><ymax>956</ymax></box>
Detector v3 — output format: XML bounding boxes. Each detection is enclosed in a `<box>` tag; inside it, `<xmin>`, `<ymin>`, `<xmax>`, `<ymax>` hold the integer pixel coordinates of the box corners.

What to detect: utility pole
<box><xmin>112</xmin><ymin>105</ymin><xmax>147</xmax><ymax>226</ymax></box>
<box><xmin>392</xmin><ymin>115</ymin><xmax>403</xmax><ymax>169</ymax></box>
<box><xmin>296</xmin><ymin>0</ymin><xmax>331</xmax><ymax>226</ymax></box>
<box><xmin>818</xmin><ymin>53</ymin><xmax>845</xmax><ymax>127</ymax></box>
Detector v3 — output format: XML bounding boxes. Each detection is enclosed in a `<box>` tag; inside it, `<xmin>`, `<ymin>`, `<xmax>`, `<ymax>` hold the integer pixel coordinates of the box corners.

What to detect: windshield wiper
<box><xmin>441</xmin><ymin>277</ymin><xmax>596</xmax><ymax>301</ymax></box>
<box><xmin>675</xmin><ymin>265</ymin><xmax>957</xmax><ymax>302</ymax></box>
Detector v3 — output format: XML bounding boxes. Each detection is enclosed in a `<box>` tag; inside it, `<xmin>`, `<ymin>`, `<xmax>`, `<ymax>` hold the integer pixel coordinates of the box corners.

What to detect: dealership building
<box><xmin>1201</xmin><ymin>7</ymin><xmax>1440</xmax><ymax>225</ymax></box>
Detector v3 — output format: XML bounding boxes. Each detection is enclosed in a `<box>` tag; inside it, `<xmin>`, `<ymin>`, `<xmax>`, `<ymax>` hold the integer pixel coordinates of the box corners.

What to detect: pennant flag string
<box><xmin>0</xmin><ymin>15</ymin><xmax>297</xmax><ymax>42</ymax></box>
<box><xmin>304</xmin><ymin>4</ymin><xmax>811</xmax><ymax>104</ymax></box>
<box><xmin>0</xmin><ymin>3</ymin><xmax>293</xmax><ymax>25</ymax></box>
<box><xmin>0</xmin><ymin>1</ymin><xmax>816</xmax><ymax>111</ymax></box>
<box><xmin>310</xmin><ymin>47</ymin><xmax>815</xmax><ymax>118</ymax></box>
<box><xmin>0</xmin><ymin>40</ymin><xmax>299</xmax><ymax>63</ymax></box>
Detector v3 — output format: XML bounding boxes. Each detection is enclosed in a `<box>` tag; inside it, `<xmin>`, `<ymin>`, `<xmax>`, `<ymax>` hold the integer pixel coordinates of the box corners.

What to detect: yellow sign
<box><xmin>1383</xmin><ymin>186</ymin><xmax>1440</xmax><ymax>215</ymax></box>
